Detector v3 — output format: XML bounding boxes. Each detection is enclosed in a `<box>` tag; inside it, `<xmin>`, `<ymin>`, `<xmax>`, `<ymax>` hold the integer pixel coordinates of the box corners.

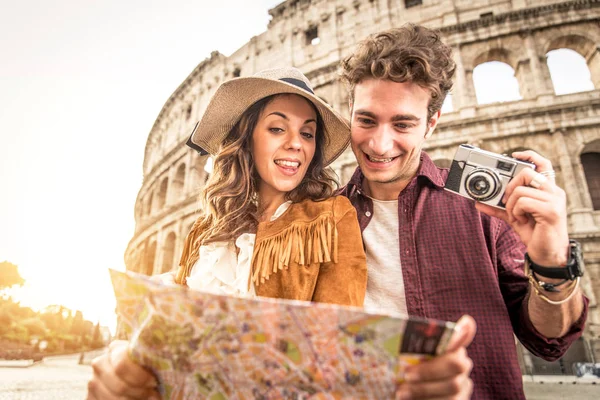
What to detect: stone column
<box><xmin>586</xmin><ymin>46</ymin><xmax>600</xmax><ymax>89</ymax></box>
<box><xmin>153</xmin><ymin>230</ymin><xmax>165</xmax><ymax>276</ymax></box>
<box><xmin>552</xmin><ymin>130</ymin><xmax>597</xmax><ymax>232</ymax></box>
<box><xmin>452</xmin><ymin>46</ymin><xmax>477</xmax><ymax>117</ymax></box>
<box><xmin>524</xmin><ymin>34</ymin><xmax>554</xmax><ymax>99</ymax></box>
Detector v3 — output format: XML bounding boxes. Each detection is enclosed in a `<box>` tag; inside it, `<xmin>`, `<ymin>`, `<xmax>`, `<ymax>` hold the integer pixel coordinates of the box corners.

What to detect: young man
<box><xmin>339</xmin><ymin>24</ymin><xmax>588</xmax><ymax>400</ymax></box>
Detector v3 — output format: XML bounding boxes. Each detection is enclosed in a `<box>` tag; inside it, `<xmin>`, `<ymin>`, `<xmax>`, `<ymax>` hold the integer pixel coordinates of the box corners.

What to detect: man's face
<box><xmin>349</xmin><ymin>78</ymin><xmax>439</xmax><ymax>198</ymax></box>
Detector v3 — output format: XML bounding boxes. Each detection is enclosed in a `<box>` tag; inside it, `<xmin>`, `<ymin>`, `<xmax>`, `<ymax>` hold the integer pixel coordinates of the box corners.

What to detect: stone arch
<box><xmin>581</xmin><ymin>140</ymin><xmax>600</xmax><ymax>210</ymax></box>
<box><xmin>544</xmin><ymin>32</ymin><xmax>600</xmax><ymax>90</ymax></box>
<box><xmin>473</xmin><ymin>61</ymin><xmax>521</xmax><ymax>105</ymax></box>
<box><xmin>161</xmin><ymin>232</ymin><xmax>177</xmax><ymax>273</ymax></box>
<box><xmin>472</xmin><ymin>47</ymin><xmax>521</xmax><ymax>105</ymax></box>
<box><xmin>171</xmin><ymin>163</ymin><xmax>186</xmax><ymax>202</ymax></box>
<box><xmin>143</xmin><ymin>241</ymin><xmax>157</xmax><ymax>275</ymax></box>
<box><xmin>156</xmin><ymin>177</ymin><xmax>168</xmax><ymax>211</ymax></box>
<box><xmin>545</xmin><ymin>34</ymin><xmax>597</xmax><ymax>60</ymax></box>
<box><xmin>544</xmin><ymin>34</ymin><xmax>596</xmax><ymax>94</ymax></box>
<box><xmin>473</xmin><ymin>47</ymin><xmax>516</xmax><ymax>70</ymax></box>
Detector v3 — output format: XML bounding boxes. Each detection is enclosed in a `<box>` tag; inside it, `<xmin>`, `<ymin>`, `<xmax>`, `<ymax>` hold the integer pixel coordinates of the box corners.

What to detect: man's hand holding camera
<box><xmin>474</xmin><ymin>150</ymin><xmax>569</xmax><ymax>267</ymax></box>
<box><xmin>474</xmin><ymin>150</ymin><xmax>584</xmax><ymax>339</ymax></box>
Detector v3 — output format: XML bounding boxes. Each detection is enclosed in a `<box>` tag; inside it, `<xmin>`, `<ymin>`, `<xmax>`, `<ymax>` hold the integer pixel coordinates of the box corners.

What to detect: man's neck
<box><xmin>363</xmin><ymin>177</ymin><xmax>411</xmax><ymax>201</ymax></box>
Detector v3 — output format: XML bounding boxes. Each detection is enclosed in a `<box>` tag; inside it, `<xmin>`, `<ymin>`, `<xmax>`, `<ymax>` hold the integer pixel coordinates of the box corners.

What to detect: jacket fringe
<box><xmin>251</xmin><ymin>214</ymin><xmax>338</xmax><ymax>286</ymax></box>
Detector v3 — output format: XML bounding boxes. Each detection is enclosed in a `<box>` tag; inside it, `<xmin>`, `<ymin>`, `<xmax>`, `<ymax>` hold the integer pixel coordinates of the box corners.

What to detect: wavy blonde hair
<box><xmin>194</xmin><ymin>94</ymin><xmax>338</xmax><ymax>245</ymax></box>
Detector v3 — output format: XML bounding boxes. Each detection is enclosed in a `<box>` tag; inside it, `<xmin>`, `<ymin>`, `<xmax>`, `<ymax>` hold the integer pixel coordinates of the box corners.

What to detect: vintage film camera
<box><xmin>444</xmin><ymin>144</ymin><xmax>535</xmax><ymax>208</ymax></box>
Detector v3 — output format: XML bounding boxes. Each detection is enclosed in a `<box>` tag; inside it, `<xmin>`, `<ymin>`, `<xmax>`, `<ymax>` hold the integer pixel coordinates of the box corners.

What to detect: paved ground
<box><xmin>0</xmin><ymin>354</ymin><xmax>598</xmax><ymax>399</ymax></box>
<box><xmin>0</xmin><ymin>354</ymin><xmax>91</xmax><ymax>400</ymax></box>
<box><xmin>523</xmin><ymin>381</ymin><xmax>599</xmax><ymax>399</ymax></box>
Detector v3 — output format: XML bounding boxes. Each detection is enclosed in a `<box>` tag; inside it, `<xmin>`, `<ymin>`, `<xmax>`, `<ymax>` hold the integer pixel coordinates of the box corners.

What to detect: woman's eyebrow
<box><xmin>267</xmin><ymin>111</ymin><xmax>288</xmax><ymax>120</ymax></box>
<box><xmin>268</xmin><ymin>111</ymin><xmax>316</xmax><ymax>125</ymax></box>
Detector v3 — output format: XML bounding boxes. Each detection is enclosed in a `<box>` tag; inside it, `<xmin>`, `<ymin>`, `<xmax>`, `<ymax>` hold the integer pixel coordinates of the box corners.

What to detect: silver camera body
<box><xmin>444</xmin><ymin>144</ymin><xmax>535</xmax><ymax>208</ymax></box>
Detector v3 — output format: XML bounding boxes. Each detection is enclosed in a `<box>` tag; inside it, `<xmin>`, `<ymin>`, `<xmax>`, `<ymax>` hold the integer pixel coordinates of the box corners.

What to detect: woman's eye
<box><xmin>301</xmin><ymin>132</ymin><xmax>314</xmax><ymax>139</ymax></box>
<box><xmin>269</xmin><ymin>127</ymin><xmax>284</xmax><ymax>133</ymax></box>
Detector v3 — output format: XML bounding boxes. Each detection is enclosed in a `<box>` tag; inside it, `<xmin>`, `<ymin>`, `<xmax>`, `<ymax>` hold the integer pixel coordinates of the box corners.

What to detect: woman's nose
<box><xmin>285</xmin><ymin>132</ymin><xmax>302</xmax><ymax>151</ymax></box>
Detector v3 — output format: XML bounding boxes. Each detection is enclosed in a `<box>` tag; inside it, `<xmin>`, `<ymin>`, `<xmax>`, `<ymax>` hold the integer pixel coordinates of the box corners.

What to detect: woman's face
<box><xmin>252</xmin><ymin>94</ymin><xmax>318</xmax><ymax>200</ymax></box>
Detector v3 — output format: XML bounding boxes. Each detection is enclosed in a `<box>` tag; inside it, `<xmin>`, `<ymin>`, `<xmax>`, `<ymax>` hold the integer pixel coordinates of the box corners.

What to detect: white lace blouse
<box><xmin>185</xmin><ymin>201</ymin><xmax>292</xmax><ymax>297</ymax></box>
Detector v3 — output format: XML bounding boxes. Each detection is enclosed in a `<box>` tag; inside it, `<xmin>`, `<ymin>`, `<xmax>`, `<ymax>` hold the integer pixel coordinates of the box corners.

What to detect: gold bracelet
<box><xmin>529</xmin><ymin>276</ymin><xmax>580</xmax><ymax>305</ymax></box>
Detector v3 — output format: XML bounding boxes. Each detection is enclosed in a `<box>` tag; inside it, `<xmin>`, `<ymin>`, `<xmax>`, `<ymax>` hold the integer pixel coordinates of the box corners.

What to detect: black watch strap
<box><xmin>525</xmin><ymin>240</ymin><xmax>584</xmax><ymax>281</ymax></box>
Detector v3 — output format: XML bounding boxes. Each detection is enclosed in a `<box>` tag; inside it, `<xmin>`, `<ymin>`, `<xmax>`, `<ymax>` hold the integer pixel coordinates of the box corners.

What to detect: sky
<box><xmin>0</xmin><ymin>1</ymin><xmax>593</xmax><ymax>335</ymax></box>
<box><xmin>0</xmin><ymin>0</ymin><xmax>282</xmax><ymax>333</ymax></box>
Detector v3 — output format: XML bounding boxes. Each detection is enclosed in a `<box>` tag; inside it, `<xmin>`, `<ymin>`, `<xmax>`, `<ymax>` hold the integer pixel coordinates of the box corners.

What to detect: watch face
<box><xmin>571</xmin><ymin>240</ymin><xmax>585</xmax><ymax>277</ymax></box>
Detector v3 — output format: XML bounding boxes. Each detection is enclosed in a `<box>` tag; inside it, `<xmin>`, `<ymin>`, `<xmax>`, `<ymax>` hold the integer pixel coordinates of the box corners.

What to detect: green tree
<box><xmin>21</xmin><ymin>318</ymin><xmax>47</xmax><ymax>337</ymax></box>
<box><xmin>69</xmin><ymin>310</ymin><xmax>86</xmax><ymax>336</ymax></box>
<box><xmin>0</xmin><ymin>261</ymin><xmax>25</xmax><ymax>291</ymax></box>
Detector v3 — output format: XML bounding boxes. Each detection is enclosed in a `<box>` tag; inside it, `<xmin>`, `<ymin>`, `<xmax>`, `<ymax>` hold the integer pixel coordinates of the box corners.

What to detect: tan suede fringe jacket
<box><xmin>175</xmin><ymin>196</ymin><xmax>367</xmax><ymax>307</ymax></box>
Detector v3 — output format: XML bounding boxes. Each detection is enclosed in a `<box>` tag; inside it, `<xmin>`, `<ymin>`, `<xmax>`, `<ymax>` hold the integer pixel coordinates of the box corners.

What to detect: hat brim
<box><xmin>189</xmin><ymin>77</ymin><xmax>350</xmax><ymax>166</ymax></box>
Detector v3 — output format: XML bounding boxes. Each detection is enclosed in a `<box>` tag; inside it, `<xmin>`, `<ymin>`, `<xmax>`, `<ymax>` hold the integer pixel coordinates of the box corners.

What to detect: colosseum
<box><xmin>125</xmin><ymin>0</ymin><xmax>599</xmax><ymax>377</ymax></box>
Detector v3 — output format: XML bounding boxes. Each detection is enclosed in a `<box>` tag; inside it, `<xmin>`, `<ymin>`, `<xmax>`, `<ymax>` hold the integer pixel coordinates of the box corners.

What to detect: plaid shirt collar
<box><xmin>345</xmin><ymin>151</ymin><xmax>446</xmax><ymax>198</ymax></box>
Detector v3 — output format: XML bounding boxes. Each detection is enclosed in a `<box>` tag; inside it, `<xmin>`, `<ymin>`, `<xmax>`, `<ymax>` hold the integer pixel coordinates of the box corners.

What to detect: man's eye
<box><xmin>395</xmin><ymin>124</ymin><xmax>412</xmax><ymax>130</ymax></box>
<box><xmin>357</xmin><ymin>118</ymin><xmax>374</xmax><ymax>125</ymax></box>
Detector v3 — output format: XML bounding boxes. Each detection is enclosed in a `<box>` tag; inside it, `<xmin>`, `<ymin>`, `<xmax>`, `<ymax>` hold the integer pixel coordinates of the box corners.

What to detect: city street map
<box><xmin>110</xmin><ymin>269</ymin><xmax>456</xmax><ymax>399</ymax></box>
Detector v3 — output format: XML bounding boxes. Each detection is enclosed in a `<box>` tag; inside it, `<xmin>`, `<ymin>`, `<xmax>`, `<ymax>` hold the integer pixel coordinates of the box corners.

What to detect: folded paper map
<box><xmin>111</xmin><ymin>269</ymin><xmax>456</xmax><ymax>399</ymax></box>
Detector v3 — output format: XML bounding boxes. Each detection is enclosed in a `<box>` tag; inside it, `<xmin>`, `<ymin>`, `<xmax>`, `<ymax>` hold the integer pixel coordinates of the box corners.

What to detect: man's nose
<box><xmin>368</xmin><ymin>125</ymin><xmax>394</xmax><ymax>155</ymax></box>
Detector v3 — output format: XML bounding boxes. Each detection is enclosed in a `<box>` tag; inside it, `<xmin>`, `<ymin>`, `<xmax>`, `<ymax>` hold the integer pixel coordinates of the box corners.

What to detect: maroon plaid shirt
<box><xmin>339</xmin><ymin>152</ymin><xmax>588</xmax><ymax>400</ymax></box>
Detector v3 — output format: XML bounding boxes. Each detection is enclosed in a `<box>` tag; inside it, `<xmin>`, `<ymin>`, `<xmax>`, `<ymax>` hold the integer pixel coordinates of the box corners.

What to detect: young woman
<box><xmin>87</xmin><ymin>67</ymin><xmax>367</xmax><ymax>399</ymax></box>
<box><xmin>175</xmin><ymin>67</ymin><xmax>366</xmax><ymax>304</ymax></box>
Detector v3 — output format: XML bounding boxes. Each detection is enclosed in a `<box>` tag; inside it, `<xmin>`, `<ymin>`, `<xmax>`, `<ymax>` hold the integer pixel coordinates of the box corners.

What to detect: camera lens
<box><xmin>465</xmin><ymin>169</ymin><xmax>501</xmax><ymax>201</ymax></box>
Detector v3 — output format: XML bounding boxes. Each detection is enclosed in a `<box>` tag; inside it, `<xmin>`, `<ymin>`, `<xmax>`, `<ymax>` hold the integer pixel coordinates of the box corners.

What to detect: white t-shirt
<box><xmin>362</xmin><ymin>198</ymin><xmax>408</xmax><ymax>315</ymax></box>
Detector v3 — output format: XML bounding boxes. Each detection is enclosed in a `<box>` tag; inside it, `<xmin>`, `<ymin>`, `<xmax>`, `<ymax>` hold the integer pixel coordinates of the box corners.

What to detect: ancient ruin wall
<box><xmin>125</xmin><ymin>0</ymin><xmax>600</xmax><ymax>351</ymax></box>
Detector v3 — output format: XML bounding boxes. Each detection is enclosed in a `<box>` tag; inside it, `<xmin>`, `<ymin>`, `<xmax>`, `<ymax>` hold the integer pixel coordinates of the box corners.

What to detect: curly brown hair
<box><xmin>340</xmin><ymin>24</ymin><xmax>455</xmax><ymax>121</ymax></box>
<box><xmin>194</xmin><ymin>94</ymin><xmax>338</xmax><ymax>245</ymax></box>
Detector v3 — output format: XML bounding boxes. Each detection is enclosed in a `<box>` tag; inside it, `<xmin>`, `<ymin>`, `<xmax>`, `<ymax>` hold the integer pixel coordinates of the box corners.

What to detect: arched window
<box><xmin>190</xmin><ymin>156</ymin><xmax>209</xmax><ymax>191</ymax></box>
<box><xmin>204</xmin><ymin>156</ymin><xmax>214</xmax><ymax>176</ymax></box>
<box><xmin>440</xmin><ymin>93</ymin><xmax>453</xmax><ymax>114</ymax></box>
<box><xmin>547</xmin><ymin>49</ymin><xmax>594</xmax><ymax>95</ymax></box>
<box><xmin>581</xmin><ymin>150</ymin><xmax>600</xmax><ymax>210</ymax></box>
<box><xmin>473</xmin><ymin>61</ymin><xmax>522</xmax><ymax>104</ymax></box>
<box><xmin>171</xmin><ymin>163</ymin><xmax>186</xmax><ymax>201</ymax></box>
<box><xmin>161</xmin><ymin>232</ymin><xmax>177</xmax><ymax>273</ymax></box>
<box><xmin>156</xmin><ymin>177</ymin><xmax>168</xmax><ymax>211</ymax></box>
<box><xmin>143</xmin><ymin>241</ymin><xmax>157</xmax><ymax>276</ymax></box>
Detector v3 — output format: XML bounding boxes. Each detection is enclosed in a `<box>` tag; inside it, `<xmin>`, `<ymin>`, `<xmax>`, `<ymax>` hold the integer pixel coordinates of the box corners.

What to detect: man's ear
<box><xmin>424</xmin><ymin>110</ymin><xmax>441</xmax><ymax>139</ymax></box>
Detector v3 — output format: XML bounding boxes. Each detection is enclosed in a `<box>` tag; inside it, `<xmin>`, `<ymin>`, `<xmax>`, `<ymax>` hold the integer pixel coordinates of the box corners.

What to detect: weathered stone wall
<box><xmin>125</xmin><ymin>0</ymin><xmax>600</xmax><ymax>360</ymax></box>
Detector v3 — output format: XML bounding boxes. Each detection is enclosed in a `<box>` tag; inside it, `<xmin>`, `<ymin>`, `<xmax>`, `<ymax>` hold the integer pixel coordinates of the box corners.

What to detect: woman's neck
<box><xmin>257</xmin><ymin>190</ymin><xmax>287</xmax><ymax>223</ymax></box>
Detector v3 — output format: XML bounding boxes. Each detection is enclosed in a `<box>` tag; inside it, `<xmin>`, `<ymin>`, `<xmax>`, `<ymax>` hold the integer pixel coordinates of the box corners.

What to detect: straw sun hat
<box><xmin>186</xmin><ymin>67</ymin><xmax>350</xmax><ymax>166</ymax></box>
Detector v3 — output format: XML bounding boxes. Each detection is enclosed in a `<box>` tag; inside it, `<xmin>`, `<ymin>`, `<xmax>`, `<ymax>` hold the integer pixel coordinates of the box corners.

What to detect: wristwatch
<box><xmin>524</xmin><ymin>240</ymin><xmax>584</xmax><ymax>288</ymax></box>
